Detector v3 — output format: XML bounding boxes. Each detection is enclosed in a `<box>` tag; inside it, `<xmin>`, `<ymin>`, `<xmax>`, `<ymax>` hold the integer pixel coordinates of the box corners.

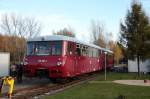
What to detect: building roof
<box><xmin>28</xmin><ymin>35</ymin><xmax>113</xmax><ymax>53</ymax></box>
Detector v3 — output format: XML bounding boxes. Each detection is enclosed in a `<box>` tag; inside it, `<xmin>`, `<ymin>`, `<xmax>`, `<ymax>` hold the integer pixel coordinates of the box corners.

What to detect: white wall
<box><xmin>128</xmin><ymin>59</ymin><xmax>150</xmax><ymax>73</ymax></box>
<box><xmin>0</xmin><ymin>53</ymin><xmax>10</xmax><ymax>77</ymax></box>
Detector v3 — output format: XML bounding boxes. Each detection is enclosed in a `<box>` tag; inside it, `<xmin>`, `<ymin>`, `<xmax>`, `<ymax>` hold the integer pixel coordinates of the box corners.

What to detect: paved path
<box><xmin>113</xmin><ymin>80</ymin><xmax>150</xmax><ymax>86</ymax></box>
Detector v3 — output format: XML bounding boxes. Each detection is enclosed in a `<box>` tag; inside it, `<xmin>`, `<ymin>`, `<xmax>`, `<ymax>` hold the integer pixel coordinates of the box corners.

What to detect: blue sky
<box><xmin>0</xmin><ymin>0</ymin><xmax>149</xmax><ymax>42</ymax></box>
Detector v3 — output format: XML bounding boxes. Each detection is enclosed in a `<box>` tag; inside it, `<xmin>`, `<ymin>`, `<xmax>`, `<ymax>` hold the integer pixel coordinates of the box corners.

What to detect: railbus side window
<box><xmin>89</xmin><ymin>47</ymin><xmax>93</xmax><ymax>57</ymax></box>
<box><xmin>85</xmin><ymin>46</ymin><xmax>88</xmax><ymax>56</ymax></box>
<box><xmin>93</xmin><ymin>48</ymin><xmax>95</xmax><ymax>57</ymax></box>
<box><xmin>81</xmin><ymin>45</ymin><xmax>86</xmax><ymax>56</ymax></box>
<box><xmin>83</xmin><ymin>46</ymin><xmax>88</xmax><ymax>56</ymax></box>
<box><xmin>100</xmin><ymin>50</ymin><xmax>102</xmax><ymax>55</ymax></box>
<box><xmin>108</xmin><ymin>53</ymin><xmax>113</xmax><ymax>60</ymax></box>
<box><xmin>76</xmin><ymin>44</ymin><xmax>81</xmax><ymax>56</ymax></box>
<box><xmin>96</xmin><ymin>49</ymin><xmax>99</xmax><ymax>57</ymax></box>
<box><xmin>79</xmin><ymin>45</ymin><xmax>88</xmax><ymax>56</ymax></box>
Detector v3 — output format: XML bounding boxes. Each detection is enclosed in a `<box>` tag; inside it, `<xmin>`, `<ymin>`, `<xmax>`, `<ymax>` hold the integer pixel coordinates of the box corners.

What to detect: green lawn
<box><xmin>43</xmin><ymin>72</ymin><xmax>150</xmax><ymax>99</ymax></box>
<box><xmin>95</xmin><ymin>72</ymin><xmax>150</xmax><ymax>81</ymax></box>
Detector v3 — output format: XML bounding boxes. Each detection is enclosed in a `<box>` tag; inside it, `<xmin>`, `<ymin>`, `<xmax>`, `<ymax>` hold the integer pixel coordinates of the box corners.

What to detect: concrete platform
<box><xmin>113</xmin><ymin>80</ymin><xmax>150</xmax><ymax>86</ymax></box>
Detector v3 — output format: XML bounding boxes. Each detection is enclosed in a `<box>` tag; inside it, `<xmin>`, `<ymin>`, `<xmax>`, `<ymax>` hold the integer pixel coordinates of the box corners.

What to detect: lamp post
<box><xmin>104</xmin><ymin>51</ymin><xmax>107</xmax><ymax>80</ymax></box>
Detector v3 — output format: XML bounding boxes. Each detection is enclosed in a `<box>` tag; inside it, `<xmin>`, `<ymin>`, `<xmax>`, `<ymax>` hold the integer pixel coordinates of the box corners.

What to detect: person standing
<box><xmin>10</xmin><ymin>64</ymin><xmax>17</xmax><ymax>77</ymax></box>
<box><xmin>16</xmin><ymin>64</ymin><xmax>23</xmax><ymax>83</ymax></box>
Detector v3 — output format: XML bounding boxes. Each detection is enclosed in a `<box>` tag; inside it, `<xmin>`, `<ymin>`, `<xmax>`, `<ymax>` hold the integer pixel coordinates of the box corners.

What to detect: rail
<box><xmin>3</xmin><ymin>72</ymin><xmax>101</xmax><ymax>99</ymax></box>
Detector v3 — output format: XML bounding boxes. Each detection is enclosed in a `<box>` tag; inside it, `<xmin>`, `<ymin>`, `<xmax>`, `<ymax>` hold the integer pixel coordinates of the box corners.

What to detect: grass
<box><xmin>43</xmin><ymin>72</ymin><xmax>150</xmax><ymax>99</ymax></box>
<box><xmin>95</xmin><ymin>72</ymin><xmax>150</xmax><ymax>81</ymax></box>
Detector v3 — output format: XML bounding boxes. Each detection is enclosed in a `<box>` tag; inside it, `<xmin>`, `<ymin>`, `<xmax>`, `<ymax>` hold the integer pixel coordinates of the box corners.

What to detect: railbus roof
<box><xmin>28</xmin><ymin>35</ymin><xmax>113</xmax><ymax>53</ymax></box>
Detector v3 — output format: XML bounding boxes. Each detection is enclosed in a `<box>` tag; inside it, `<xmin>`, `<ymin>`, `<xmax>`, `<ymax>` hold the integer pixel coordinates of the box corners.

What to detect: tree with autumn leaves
<box><xmin>53</xmin><ymin>27</ymin><xmax>75</xmax><ymax>37</ymax></box>
<box><xmin>0</xmin><ymin>35</ymin><xmax>26</xmax><ymax>63</ymax></box>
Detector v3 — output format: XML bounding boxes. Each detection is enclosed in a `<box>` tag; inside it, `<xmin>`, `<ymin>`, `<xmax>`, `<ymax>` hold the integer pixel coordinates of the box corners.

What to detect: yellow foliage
<box><xmin>114</xmin><ymin>44</ymin><xmax>123</xmax><ymax>64</ymax></box>
<box><xmin>0</xmin><ymin>34</ymin><xmax>26</xmax><ymax>63</ymax></box>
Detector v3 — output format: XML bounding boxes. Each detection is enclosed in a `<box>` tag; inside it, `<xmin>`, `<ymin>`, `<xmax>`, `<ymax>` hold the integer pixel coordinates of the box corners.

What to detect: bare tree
<box><xmin>26</xmin><ymin>18</ymin><xmax>41</xmax><ymax>38</ymax></box>
<box><xmin>0</xmin><ymin>14</ymin><xmax>41</xmax><ymax>38</ymax></box>
<box><xmin>0</xmin><ymin>13</ymin><xmax>42</xmax><ymax>63</ymax></box>
<box><xmin>90</xmin><ymin>20</ymin><xmax>106</xmax><ymax>47</ymax></box>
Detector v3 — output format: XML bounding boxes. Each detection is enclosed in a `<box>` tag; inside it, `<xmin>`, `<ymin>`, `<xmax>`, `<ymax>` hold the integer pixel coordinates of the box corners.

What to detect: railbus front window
<box><xmin>27</xmin><ymin>41</ymin><xmax>62</xmax><ymax>56</ymax></box>
<box><xmin>36</xmin><ymin>42</ymin><xmax>51</xmax><ymax>55</ymax></box>
<box><xmin>51</xmin><ymin>42</ymin><xmax>62</xmax><ymax>55</ymax></box>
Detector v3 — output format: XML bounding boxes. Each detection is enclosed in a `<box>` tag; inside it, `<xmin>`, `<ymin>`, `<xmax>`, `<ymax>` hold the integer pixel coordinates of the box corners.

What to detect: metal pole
<box><xmin>105</xmin><ymin>52</ymin><xmax>107</xmax><ymax>80</ymax></box>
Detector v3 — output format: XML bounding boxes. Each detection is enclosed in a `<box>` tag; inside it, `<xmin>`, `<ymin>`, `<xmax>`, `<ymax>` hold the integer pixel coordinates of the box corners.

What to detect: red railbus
<box><xmin>23</xmin><ymin>35</ymin><xmax>113</xmax><ymax>80</ymax></box>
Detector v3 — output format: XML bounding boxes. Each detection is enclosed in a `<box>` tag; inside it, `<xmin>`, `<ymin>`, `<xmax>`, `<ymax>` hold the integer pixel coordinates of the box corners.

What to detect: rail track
<box><xmin>2</xmin><ymin>72</ymin><xmax>101</xmax><ymax>99</ymax></box>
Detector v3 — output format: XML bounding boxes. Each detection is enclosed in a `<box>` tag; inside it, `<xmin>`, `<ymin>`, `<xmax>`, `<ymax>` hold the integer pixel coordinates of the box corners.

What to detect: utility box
<box><xmin>0</xmin><ymin>52</ymin><xmax>10</xmax><ymax>77</ymax></box>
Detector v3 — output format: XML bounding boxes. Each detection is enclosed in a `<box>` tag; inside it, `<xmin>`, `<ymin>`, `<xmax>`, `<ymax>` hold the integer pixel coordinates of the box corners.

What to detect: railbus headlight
<box><xmin>57</xmin><ymin>61</ymin><xmax>62</xmax><ymax>66</ymax></box>
<box><xmin>24</xmin><ymin>62</ymin><xmax>28</xmax><ymax>65</ymax></box>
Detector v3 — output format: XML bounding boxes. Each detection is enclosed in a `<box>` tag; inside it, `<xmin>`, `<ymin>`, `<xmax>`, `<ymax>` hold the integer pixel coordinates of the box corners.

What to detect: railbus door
<box><xmin>75</xmin><ymin>43</ymin><xmax>81</xmax><ymax>75</ymax></box>
<box><xmin>66</xmin><ymin>41</ymin><xmax>76</xmax><ymax>77</ymax></box>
